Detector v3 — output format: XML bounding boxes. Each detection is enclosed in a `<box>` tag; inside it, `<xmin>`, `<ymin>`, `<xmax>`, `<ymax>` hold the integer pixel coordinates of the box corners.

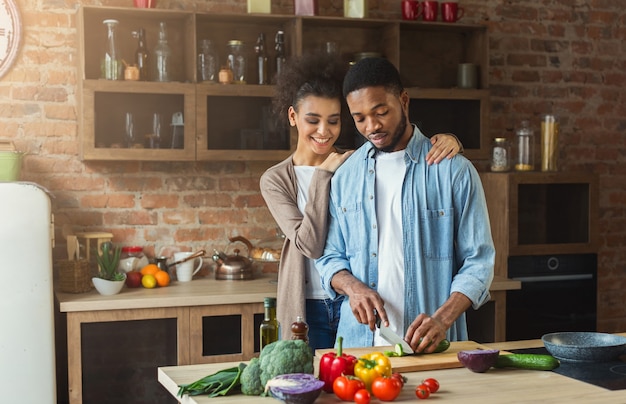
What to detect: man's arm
<box><xmin>330</xmin><ymin>270</ymin><xmax>388</xmax><ymax>332</ymax></box>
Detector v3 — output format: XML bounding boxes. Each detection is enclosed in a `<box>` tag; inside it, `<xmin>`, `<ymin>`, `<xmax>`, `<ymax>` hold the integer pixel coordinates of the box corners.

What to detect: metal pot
<box><xmin>213</xmin><ymin>236</ymin><xmax>255</xmax><ymax>280</ymax></box>
<box><xmin>542</xmin><ymin>332</ymin><xmax>626</xmax><ymax>363</ymax></box>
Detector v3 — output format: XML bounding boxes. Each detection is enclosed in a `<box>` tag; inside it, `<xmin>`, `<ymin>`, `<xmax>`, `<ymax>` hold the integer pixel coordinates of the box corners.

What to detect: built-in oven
<box><xmin>506</xmin><ymin>253</ymin><xmax>597</xmax><ymax>341</ymax></box>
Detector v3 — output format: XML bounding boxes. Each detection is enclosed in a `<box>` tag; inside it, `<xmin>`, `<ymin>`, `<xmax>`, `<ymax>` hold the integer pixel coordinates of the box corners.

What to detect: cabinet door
<box><xmin>189</xmin><ymin>303</ymin><xmax>264</xmax><ymax>364</ymax></box>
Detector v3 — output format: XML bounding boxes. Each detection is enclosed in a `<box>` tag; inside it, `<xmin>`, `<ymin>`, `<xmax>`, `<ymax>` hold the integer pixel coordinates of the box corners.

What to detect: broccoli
<box><xmin>241</xmin><ymin>339</ymin><xmax>314</xmax><ymax>396</ymax></box>
<box><xmin>240</xmin><ymin>357</ymin><xmax>263</xmax><ymax>395</ymax></box>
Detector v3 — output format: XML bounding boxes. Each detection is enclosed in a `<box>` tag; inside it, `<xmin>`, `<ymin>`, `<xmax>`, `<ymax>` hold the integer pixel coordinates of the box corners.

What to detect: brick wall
<box><xmin>4</xmin><ymin>0</ymin><xmax>625</xmax><ymax>333</ymax></box>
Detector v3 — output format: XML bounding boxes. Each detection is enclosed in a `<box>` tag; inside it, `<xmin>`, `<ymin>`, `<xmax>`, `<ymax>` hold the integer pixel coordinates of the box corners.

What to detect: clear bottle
<box><xmin>490</xmin><ymin>137</ymin><xmax>511</xmax><ymax>172</ymax></box>
<box><xmin>274</xmin><ymin>31</ymin><xmax>286</xmax><ymax>77</ymax></box>
<box><xmin>259</xmin><ymin>297</ymin><xmax>280</xmax><ymax>352</ymax></box>
<box><xmin>133</xmin><ymin>28</ymin><xmax>150</xmax><ymax>81</ymax></box>
<box><xmin>227</xmin><ymin>40</ymin><xmax>247</xmax><ymax>84</ymax></box>
<box><xmin>153</xmin><ymin>22</ymin><xmax>172</xmax><ymax>82</ymax></box>
<box><xmin>255</xmin><ymin>33</ymin><xmax>269</xmax><ymax>85</ymax></box>
<box><xmin>101</xmin><ymin>19</ymin><xmax>122</xmax><ymax>80</ymax></box>
<box><xmin>541</xmin><ymin>114</ymin><xmax>559</xmax><ymax>172</ymax></box>
<box><xmin>197</xmin><ymin>39</ymin><xmax>219</xmax><ymax>83</ymax></box>
<box><xmin>290</xmin><ymin>315</ymin><xmax>309</xmax><ymax>343</ymax></box>
<box><xmin>514</xmin><ymin>120</ymin><xmax>535</xmax><ymax>171</ymax></box>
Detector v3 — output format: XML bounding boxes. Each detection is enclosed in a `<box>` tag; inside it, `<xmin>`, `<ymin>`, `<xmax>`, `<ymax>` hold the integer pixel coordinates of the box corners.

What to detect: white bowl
<box><xmin>92</xmin><ymin>275</ymin><xmax>126</xmax><ymax>296</ymax></box>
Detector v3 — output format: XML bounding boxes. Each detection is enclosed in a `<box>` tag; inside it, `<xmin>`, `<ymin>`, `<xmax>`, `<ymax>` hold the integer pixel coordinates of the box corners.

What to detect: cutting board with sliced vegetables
<box><xmin>316</xmin><ymin>341</ymin><xmax>494</xmax><ymax>372</ymax></box>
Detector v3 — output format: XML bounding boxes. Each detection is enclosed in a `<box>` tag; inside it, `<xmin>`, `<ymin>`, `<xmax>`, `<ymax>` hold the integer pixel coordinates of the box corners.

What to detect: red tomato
<box><xmin>415</xmin><ymin>383</ymin><xmax>431</xmax><ymax>399</ymax></box>
<box><xmin>422</xmin><ymin>377</ymin><xmax>440</xmax><ymax>393</ymax></box>
<box><xmin>371</xmin><ymin>376</ymin><xmax>403</xmax><ymax>401</ymax></box>
<box><xmin>354</xmin><ymin>388</ymin><xmax>371</xmax><ymax>404</ymax></box>
<box><xmin>390</xmin><ymin>372</ymin><xmax>406</xmax><ymax>387</ymax></box>
<box><xmin>333</xmin><ymin>375</ymin><xmax>366</xmax><ymax>401</ymax></box>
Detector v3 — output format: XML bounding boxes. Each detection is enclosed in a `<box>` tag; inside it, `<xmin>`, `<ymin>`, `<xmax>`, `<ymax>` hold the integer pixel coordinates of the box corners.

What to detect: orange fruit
<box><xmin>141</xmin><ymin>273</ymin><xmax>157</xmax><ymax>289</ymax></box>
<box><xmin>154</xmin><ymin>270</ymin><xmax>170</xmax><ymax>287</ymax></box>
<box><xmin>140</xmin><ymin>264</ymin><xmax>160</xmax><ymax>276</ymax></box>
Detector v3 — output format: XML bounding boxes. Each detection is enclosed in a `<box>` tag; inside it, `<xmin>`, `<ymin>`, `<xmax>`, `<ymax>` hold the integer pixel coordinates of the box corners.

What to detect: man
<box><xmin>315</xmin><ymin>58</ymin><xmax>495</xmax><ymax>352</ymax></box>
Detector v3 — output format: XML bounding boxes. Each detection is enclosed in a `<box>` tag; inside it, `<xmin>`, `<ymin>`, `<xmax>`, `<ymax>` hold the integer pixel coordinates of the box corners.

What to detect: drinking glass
<box><xmin>151</xmin><ymin>113</ymin><xmax>162</xmax><ymax>149</ymax></box>
<box><xmin>124</xmin><ymin>112</ymin><xmax>135</xmax><ymax>148</ymax></box>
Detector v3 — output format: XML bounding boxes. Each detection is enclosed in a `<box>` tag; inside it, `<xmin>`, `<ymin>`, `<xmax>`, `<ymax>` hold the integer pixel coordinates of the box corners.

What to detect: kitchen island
<box><xmin>158</xmin><ymin>337</ymin><xmax>626</xmax><ymax>403</ymax></box>
<box><xmin>56</xmin><ymin>274</ymin><xmax>517</xmax><ymax>403</ymax></box>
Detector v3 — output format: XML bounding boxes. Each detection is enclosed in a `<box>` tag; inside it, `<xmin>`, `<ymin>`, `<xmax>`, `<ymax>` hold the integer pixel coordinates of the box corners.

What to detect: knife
<box><xmin>376</xmin><ymin>315</ymin><xmax>414</xmax><ymax>354</ymax></box>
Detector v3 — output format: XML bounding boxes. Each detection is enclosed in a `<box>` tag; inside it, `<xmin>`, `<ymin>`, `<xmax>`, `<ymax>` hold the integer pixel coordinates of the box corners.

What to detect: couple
<box><xmin>260</xmin><ymin>54</ymin><xmax>495</xmax><ymax>353</ymax></box>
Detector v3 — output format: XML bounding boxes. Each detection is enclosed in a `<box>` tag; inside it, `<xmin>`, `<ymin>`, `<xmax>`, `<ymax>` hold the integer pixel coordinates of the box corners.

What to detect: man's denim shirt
<box><xmin>315</xmin><ymin>126</ymin><xmax>495</xmax><ymax>348</ymax></box>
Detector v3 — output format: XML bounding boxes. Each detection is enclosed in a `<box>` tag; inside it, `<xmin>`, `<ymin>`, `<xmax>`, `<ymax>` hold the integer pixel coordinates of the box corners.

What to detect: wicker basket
<box><xmin>55</xmin><ymin>259</ymin><xmax>93</xmax><ymax>293</ymax></box>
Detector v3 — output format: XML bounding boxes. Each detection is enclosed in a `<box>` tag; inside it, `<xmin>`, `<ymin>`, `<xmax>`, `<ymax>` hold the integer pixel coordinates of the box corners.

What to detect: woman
<box><xmin>260</xmin><ymin>53</ymin><xmax>461</xmax><ymax>351</ymax></box>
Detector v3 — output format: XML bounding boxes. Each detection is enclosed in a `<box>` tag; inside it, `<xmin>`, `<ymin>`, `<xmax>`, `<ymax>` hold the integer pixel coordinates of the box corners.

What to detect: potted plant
<box><xmin>92</xmin><ymin>241</ymin><xmax>126</xmax><ymax>295</ymax></box>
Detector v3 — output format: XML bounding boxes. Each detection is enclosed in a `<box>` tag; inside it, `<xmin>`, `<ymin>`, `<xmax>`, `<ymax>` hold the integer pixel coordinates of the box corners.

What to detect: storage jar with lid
<box><xmin>227</xmin><ymin>40</ymin><xmax>247</xmax><ymax>84</ymax></box>
<box><xmin>514</xmin><ymin>120</ymin><xmax>535</xmax><ymax>171</ymax></box>
<box><xmin>118</xmin><ymin>246</ymin><xmax>147</xmax><ymax>273</ymax></box>
<box><xmin>490</xmin><ymin>137</ymin><xmax>510</xmax><ymax>172</ymax></box>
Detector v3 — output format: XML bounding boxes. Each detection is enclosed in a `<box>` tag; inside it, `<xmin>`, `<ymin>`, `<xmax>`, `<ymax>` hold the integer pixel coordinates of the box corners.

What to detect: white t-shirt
<box><xmin>372</xmin><ymin>150</ymin><xmax>407</xmax><ymax>346</ymax></box>
<box><xmin>294</xmin><ymin>165</ymin><xmax>329</xmax><ymax>299</ymax></box>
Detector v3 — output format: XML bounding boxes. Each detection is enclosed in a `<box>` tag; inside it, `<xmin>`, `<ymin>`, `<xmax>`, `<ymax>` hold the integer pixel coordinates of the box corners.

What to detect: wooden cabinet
<box><xmin>479</xmin><ymin>171</ymin><xmax>599</xmax><ymax>279</ymax></box>
<box><xmin>78</xmin><ymin>6</ymin><xmax>490</xmax><ymax>161</ymax></box>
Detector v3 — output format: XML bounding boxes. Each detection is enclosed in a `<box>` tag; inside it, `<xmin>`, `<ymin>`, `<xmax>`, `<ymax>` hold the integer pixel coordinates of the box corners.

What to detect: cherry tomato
<box><xmin>354</xmin><ymin>388</ymin><xmax>371</xmax><ymax>404</ymax></box>
<box><xmin>390</xmin><ymin>372</ymin><xmax>407</xmax><ymax>387</ymax></box>
<box><xmin>422</xmin><ymin>377</ymin><xmax>440</xmax><ymax>393</ymax></box>
<box><xmin>333</xmin><ymin>375</ymin><xmax>366</xmax><ymax>401</ymax></box>
<box><xmin>415</xmin><ymin>383</ymin><xmax>431</xmax><ymax>399</ymax></box>
<box><xmin>371</xmin><ymin>376</ymin><xmax>403</xmax><ymax>401</ymax></box>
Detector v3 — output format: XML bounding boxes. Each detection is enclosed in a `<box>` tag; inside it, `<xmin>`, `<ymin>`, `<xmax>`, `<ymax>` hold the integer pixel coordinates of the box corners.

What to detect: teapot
<box><xmin>212</xmin><ymin>236</ymin><xmax>255</xmax><ymax>280</ymax></box>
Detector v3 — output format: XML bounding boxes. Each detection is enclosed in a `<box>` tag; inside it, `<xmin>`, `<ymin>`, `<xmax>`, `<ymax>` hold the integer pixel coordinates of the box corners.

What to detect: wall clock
<box><xmin>0</xmin><ymin>0</ymin><xmax>22</xmax><ymax>79</ymax></box>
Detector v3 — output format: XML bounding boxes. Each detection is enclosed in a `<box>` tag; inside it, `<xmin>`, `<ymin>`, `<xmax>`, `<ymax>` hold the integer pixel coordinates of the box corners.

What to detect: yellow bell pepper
<box><xmin>354</xmin><ymin>351</ymin><xmax>392</xmax><ymax>390</ymax></box>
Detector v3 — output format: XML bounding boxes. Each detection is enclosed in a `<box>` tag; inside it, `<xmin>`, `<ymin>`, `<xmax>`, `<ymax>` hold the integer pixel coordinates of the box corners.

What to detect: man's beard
<box><xmin>375</xmin><ymin>109</ymin><xmax>407</xmax><ymax>153</ymax></box>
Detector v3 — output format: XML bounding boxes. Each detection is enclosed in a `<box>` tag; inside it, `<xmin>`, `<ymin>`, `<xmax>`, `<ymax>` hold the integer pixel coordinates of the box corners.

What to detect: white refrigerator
<box><xmin>0</xmin><ymin>182</ymin><xmax>56</xmax><ymax>402</ymax></box>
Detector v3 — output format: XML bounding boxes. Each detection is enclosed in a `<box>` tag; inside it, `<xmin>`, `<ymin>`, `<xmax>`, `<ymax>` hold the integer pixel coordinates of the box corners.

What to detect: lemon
<box><xmin>141</xmin><ymin>274</ymin><xmax>157</xmax><ymax>289</ymax></box>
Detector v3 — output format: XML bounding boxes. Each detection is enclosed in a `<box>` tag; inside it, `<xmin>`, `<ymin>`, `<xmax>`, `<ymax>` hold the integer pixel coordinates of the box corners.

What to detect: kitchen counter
<box><xmin>158</xmin><ymin>337</ymin><xmax>626</xmax><ymax>403</ymax></box>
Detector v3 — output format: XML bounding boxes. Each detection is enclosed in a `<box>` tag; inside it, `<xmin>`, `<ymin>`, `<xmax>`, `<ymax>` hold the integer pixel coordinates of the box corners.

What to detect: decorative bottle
<box><xmin>274</xmin><ymin>30</ymin><xmax>286</xmax><ymax>77</ymax></box>
<box><xmin>259</xmin><ymin>297</ymin><xmax>280</xmax><ymax>352</ymax></box>
<box><xmin>255</xmin><ymin>33</ymin><xmax>269</xmax><ymax>85</ymax></box>
<box><xmin>101</xmin><ymin>19</ymin><xmax>122</xmax><ymax>80</ymax></box>
<box><xmin>197</xmin><ymin>39</ymin><xmax>219</xmax><ymax>83</ymax></box>
<box><xmin>133</xmin><ymin>28</ymin><xmax>149</xmax><ymax>81</ymax></box>
<box><xmin>153</xmin><ymin>22</ymin><xmax>172</xmax><ymax>82</ymax></box>
<box><xmin>290</xmin><ymin>316</ymin><xmax>309</xmax><ymax>343</ymax></box>
<box><xmin>490</xmin><ymin>137</ymin><xmax>511</xmax><ymax>172</ymax></box>
<box><xmin>514</xmin><ymin>120</ymin><xmax>535</xmax><ymax>171</ymax></box>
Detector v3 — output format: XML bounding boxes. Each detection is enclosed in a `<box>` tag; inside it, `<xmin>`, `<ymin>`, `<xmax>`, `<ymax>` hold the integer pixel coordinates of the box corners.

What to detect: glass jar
<box><xmin>101</xmin><ymin>19</ymin><xmax>122</xmax><ymax>80</ymax></box>
<box><xmin>118</xmin><ymin>246</ymin><xmax>147</xmax><ymax>273</ymax></box>
<box><xmin>197</xmin><ymin>39</ymin><xmax>219</xmax><ymax>83</ymax></box>
<box><xmin>227</xmin><ymin>40</ymin><xmax>247</xmax><ymax>84</ymax></box>
<box><xmin>490</xmin><ymin>137</ymin><xmax>510</xmax><ymax>172</ymax></box>
<box><xmin>514</xmin><ymin>120</ymin><xmax>535</xmax><ymax>171</ymax></box>
<box><xmin>541</xmin><ymin>114</ymin><xmax>559</xmax><ymax>171</ymax></box>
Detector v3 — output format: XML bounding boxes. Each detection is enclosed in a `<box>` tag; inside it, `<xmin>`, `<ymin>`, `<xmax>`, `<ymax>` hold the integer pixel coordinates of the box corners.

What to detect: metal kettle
<box><xmin>212</xmin><ymin>236</ymin><xmax>255</xmax><ymax>280</ymax></box>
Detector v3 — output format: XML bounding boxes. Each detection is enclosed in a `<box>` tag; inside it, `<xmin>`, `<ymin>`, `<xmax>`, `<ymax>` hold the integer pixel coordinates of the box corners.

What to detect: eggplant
<box><xmin>266</xmin><ymin>373</ymin><xmax>325</xmax><ymax>404</ymax></box>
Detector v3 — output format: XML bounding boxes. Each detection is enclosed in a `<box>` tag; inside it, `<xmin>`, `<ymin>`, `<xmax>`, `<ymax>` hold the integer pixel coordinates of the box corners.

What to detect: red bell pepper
<box><xmin>318</xmin><ymin>336</ymin><xmax>357</xmax><ymax>392</ymax></box>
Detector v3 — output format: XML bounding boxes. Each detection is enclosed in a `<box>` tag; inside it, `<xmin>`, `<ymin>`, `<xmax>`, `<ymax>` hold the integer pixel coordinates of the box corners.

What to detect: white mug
<box><xmin>174</xmin><ymin>252</ymin><xmax>203</xmax><ymax>282</ymax></box>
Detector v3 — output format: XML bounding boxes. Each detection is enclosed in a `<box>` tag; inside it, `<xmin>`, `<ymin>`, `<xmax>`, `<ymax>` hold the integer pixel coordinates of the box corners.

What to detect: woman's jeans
<box><xmin>305</xmin><ymin>296</ymin><xmax>344</xmax><ymax>351</ymax></box>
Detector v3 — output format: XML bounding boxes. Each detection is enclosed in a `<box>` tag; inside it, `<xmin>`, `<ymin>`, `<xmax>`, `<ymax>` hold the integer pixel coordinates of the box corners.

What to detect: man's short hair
<box><xmin>342</xmin><ymin>57</ymin><xmax>404</xmax><ymax>98</ymax></box>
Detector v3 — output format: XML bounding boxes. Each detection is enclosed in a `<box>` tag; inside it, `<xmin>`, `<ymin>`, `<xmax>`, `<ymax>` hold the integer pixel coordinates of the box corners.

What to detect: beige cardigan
<box><xmin>260</xmin><ymin>155</ymin><xmax>335</xmax><ymax>340</ymax></box>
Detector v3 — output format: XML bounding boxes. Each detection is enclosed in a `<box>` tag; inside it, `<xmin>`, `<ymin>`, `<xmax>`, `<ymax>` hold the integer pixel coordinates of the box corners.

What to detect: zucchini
<box><xmin>494</xmin><ymin>354</ymin><xmax>559</xmax><ymax>370</ymax></box>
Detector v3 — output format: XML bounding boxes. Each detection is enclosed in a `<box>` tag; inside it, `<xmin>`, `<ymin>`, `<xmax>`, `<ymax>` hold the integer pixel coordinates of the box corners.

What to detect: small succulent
<box><xmin>95</xmin><ymin>241</ymin><xmax>125</xmax><ymax>281</ymax></box>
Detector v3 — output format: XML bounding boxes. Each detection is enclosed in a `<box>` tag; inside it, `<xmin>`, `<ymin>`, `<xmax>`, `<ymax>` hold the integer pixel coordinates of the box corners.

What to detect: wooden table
<box><xmin>159</xmin><ymin>337</ymin><xmax>626</xmax><ymax>404</ymax></box>
<box><xmin>56</xmin><ymin>274</ymin><xmax>278</xmax><ymax>404</ymax></box>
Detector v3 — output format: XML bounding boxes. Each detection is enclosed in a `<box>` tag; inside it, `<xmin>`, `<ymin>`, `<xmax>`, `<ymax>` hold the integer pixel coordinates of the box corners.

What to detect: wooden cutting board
<box><xmin>316</xmin><ymin>340</ymin><xmax>492</xmax><ymax>373</ymax></box>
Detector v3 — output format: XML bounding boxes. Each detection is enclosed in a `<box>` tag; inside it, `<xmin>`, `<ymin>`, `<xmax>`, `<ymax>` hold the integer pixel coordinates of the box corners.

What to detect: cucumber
<box><xmin>433</xmin><ymin>339</ymin><xmax>451</xmax><ymax>353</ymax></box>
<box><xmin>494</xmin><ymin>354</ymin><xmax>559</xmax><ymax>370</ymax></box>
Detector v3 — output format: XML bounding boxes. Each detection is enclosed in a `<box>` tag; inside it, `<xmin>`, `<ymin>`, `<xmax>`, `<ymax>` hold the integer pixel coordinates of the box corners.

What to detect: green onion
<box><xmin>178</xmin><ymin>362</ymin><xmax>247</xmax><ymax>397</ymax></box>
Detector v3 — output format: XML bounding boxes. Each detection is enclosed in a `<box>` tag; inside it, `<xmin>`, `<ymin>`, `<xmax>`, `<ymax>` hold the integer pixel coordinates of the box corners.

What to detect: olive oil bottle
<box><xmin>260</xmin><ymin>297</ymin><xmax>280</xmax><ymax>352</ymax></box>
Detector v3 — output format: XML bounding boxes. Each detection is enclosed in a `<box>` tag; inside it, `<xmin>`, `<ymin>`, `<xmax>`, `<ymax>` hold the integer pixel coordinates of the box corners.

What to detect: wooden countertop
<box><xmin>56</xmin><ymin>274</ymin><xmax>278</xmax><ymax>313</ymax></box>
<box><xmin>158</xmin><ymin>336</ymin><xmax>626</xmax><ymax>403</ymax></box>
<box><xmin>56</xmin><ymin>274</ymin><xmax>518</xmax><ymax>313</ymax></box>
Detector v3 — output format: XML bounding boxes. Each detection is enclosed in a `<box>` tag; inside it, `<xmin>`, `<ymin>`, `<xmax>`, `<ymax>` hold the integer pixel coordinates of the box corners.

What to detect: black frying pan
<box><xmin>542</xmin><ymin>332</ymin><xmax>626</xmax><ymax>363</ymax></box>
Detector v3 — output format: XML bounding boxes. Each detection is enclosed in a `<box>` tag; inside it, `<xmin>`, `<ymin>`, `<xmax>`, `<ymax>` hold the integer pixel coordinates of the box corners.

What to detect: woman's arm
<box><xmin>426</xmin><ymin>133</ymin><xmax>464</xmax><ymax>165</ymax></box>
